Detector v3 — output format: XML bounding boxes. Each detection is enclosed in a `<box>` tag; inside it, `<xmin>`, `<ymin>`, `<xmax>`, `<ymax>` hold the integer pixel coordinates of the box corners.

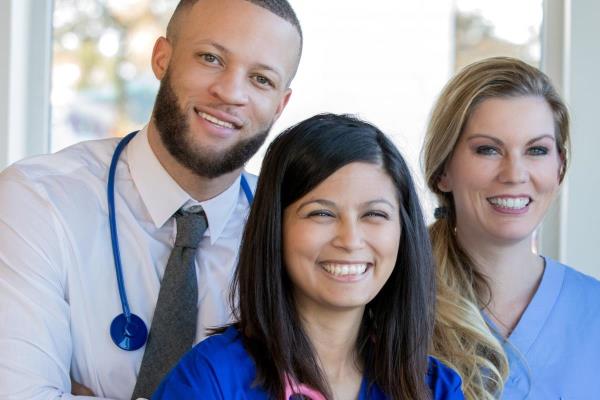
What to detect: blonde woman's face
<box><xmin>438</xmin><ymin>96</ymin><xmax>562</xmax><ymax>247</ymax></box>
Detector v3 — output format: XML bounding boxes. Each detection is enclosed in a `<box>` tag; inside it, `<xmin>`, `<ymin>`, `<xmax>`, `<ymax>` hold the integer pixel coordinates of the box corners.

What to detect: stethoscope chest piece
<box><xmin>110</xmin><ymin>313</ymin><xmax>148</xmax><ymax>351</ymax></box>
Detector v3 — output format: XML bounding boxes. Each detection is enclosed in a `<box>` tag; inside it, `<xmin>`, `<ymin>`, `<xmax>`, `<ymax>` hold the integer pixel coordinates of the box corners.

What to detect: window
<box><xmin>50</xmin><ymin>0</ymin><xmax>543</xmax><ymax>214</ymax></box>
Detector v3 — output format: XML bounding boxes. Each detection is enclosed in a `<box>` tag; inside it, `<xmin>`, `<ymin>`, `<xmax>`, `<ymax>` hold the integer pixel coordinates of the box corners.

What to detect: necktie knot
<box><xmin>174</xmin><ymin>208</ymin><xmax>207</xmax><ymax>249</ymax></box>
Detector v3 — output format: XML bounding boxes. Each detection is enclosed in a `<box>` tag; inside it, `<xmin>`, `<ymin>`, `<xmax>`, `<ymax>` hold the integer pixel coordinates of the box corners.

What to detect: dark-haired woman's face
<box><xmin>282</xmin><ymin>162</ymin><xmax>401</xmax><ymax>317</ymax></box>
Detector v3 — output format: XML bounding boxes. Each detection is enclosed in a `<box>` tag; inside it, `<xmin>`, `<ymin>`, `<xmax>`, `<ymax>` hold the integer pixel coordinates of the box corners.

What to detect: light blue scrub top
<box><xmin>494</xmin><ymin>257</ymin><xmax>600</xmax><ymax>399</ymax></box>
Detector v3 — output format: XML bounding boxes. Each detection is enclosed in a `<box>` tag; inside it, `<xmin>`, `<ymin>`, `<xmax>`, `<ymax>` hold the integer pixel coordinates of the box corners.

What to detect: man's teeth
<box><xmin>321</xmin><ymin>263</ymin><xmax>368</xmax><ymax>276</ymax></box>
<box><xmin>488</xmin><ymin>197</ymin><xmax>530</xmax><ymax>209</ymax></box>
<box><xmin>198</xmin><ymin>112</ymin><xmax>234</xmax><ymax>129</ymax></box>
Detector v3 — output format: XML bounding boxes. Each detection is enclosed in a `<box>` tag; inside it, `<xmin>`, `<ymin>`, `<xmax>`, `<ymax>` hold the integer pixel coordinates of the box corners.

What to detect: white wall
<box><xmin>0</xmin><ymin>1</ymin><xmax>12</xmax><ymax>168</ymax></box>
<box><xmin>560</xmin><ymin>0</ymin><xmax>600</xmax><ymax>276</ymax></box>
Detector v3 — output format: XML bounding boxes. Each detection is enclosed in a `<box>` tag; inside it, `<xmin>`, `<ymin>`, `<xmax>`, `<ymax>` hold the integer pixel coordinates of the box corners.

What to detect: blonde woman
<box><xmin>423</xmin><ymin>56</ymin><xmax>600</xmax><ymax>399</ymax></box>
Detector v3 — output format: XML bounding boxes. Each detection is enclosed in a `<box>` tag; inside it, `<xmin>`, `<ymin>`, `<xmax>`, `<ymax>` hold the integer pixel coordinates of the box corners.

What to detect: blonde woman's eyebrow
<box><xmin>526</xmin><ymin>134</ymin><xmax>555</xmax><ymax>145</ymax></box>
<box><xmin>465</xmin><ymin>134</ymin><xmax>504</xmax><ymax>145</ymax></box>
<box><xmin>466</xmin><ymin>133</ymin><xmax>554</xmax><ymax>146</ymax></box>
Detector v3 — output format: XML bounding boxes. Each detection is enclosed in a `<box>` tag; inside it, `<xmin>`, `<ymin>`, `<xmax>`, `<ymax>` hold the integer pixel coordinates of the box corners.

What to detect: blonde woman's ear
<box><xmin>437</xmin><ymin>172</ymin><xmax>452</xmax><ymax>193</ymax></box>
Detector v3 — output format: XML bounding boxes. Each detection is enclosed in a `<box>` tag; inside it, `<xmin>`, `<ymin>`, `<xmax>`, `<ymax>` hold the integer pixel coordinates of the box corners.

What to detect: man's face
<box><xmin>152</xmin><ymin>0</ymin><xmax>300</xmax><ymax>178</ymax></box>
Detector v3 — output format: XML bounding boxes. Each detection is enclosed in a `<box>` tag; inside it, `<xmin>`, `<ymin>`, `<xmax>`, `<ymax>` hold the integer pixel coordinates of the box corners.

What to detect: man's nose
<box><xmin>208</xmin><ymin>69</ymin><xmax>250</xmax><ymax>106</ymax></box>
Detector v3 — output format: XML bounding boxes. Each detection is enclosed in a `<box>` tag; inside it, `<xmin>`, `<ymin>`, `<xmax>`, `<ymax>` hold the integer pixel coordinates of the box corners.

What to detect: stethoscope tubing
<box><xmin>107</xmin><ymin>131</ymin><xmax>254</xmax><ymax>350</ymax></box>
<box><xmin>108</xmin><ymin>131</ymin><xmax>138</xmax><ymax>319</ymax></box>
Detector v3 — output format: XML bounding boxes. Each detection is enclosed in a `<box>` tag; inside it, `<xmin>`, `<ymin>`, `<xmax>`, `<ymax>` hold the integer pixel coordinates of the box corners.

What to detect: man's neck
<box><xmin>147</xmin><ymin>123</ymin><xmax>241</xmax><ymax>202</ymax></box>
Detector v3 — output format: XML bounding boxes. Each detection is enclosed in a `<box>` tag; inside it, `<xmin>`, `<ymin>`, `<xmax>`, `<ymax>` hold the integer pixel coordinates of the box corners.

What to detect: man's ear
<box><xmin>151</xmin><ymin>37</ymin><xmax>172</xmax><ymax>80</ymax></box>
<box><xmin>272</xmin><ymin>88</ymin><xmax>293</xmax><ymax>123</ymax></box>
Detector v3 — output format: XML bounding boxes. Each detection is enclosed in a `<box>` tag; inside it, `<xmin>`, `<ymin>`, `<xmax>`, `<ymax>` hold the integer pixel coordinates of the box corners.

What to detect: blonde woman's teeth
<box><xmin>488</xmin><ymin>197</ymin><xmax>530</xmax><ymax>209</ymax></box>
<box><xmin>321</xmin><ymin>263</ymin><xmax>368</xmax><ymax>276</ymax></box>
<box><xmin>198</xmin><ymin>112</ymin><xmax>235</xmax><ymax>129</ymax></box>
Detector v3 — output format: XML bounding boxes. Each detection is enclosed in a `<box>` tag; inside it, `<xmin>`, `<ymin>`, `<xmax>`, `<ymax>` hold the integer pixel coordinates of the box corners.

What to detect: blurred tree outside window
<box><xmin>455</xmin><ymin>0</ymin><xmax>543</xmax><ymax>70</ymax></box>
<box><xmin>51</xmin><ymin>0</ymin><xmax>178</xmax><ymax>151</ymax></box>
<box><xmin>50</xmin><ymin>0</ymin><xmax>543</xmax><ymax>158</ymax></box>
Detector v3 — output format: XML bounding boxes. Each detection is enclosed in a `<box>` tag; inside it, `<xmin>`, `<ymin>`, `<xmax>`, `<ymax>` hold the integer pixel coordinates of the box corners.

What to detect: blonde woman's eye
<box><xmin>528</xmin><ymin>146</ymin><xmax>549</xmax><ymax>156</ymax></box>
<box><xmin>476</xmin><ymin>145</ymin><xmax>500</xmax><ymax>156</ymax></box>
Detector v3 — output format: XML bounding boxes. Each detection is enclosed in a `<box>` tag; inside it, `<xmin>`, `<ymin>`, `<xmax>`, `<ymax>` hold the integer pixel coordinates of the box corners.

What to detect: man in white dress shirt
<box><xmin>0</xmin><ymin>0</ymin><xmax>302</xmax><ymax>398</ymax></box>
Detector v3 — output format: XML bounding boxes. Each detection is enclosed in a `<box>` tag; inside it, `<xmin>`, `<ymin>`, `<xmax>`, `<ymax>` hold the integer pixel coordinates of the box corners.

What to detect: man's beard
<box><xmin>153</xmin><ymin>72</ymin><xmax>271</xmax><ymax>179</ymax></box>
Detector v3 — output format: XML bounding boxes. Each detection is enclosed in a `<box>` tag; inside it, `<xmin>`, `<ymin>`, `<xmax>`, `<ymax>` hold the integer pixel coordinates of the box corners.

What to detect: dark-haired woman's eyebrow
<box><xmin>364</xmin><ymin>199</ymin><xmax>397</xmax><ymax>210</ymax></box>
<box><xmin>295</xmin><ymin>199</ymin><xmax>336</xmax><ymax>213</ymax></box>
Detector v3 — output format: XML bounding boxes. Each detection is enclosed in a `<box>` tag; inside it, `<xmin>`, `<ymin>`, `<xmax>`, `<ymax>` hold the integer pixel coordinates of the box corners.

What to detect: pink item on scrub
<box><xmin>284</xmin><ymin>374</ymin><xmax>327</xmax><ymax>400</ymax></box>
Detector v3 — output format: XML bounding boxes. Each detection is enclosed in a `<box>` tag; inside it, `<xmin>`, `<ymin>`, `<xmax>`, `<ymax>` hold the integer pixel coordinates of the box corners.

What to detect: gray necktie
<box><xmin>131</xmin><ymin>207</ymin><xmax>208</xmax><ymax>399</ymax></box>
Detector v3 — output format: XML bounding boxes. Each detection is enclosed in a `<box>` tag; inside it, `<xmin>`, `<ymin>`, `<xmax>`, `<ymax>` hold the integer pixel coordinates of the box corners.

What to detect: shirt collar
<box><xmin>127</xmin><ymin>126</ymin><xmax>243</xmax><ymax>243</ymax></box>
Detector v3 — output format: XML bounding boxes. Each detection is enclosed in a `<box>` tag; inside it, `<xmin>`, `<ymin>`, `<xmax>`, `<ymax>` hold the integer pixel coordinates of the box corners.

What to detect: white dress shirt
<box><xmin>0</xmin><ymin>127</ymin><xmax>256</xmax><ymax>400</ymax></box>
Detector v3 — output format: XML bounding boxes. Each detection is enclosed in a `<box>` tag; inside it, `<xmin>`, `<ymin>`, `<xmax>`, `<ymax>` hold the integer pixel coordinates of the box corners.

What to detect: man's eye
<box><xmin>528</xmin><ymin>146</ymin><xmax>549</xmax><ymax>156</ymax></box>
<box><xmin>253</xmin><ymin>75</ymin><xmax>273</xmax><ymax>87</ymax></box>
<box><xmin>476</xmin><ymin>145</ymin><xmax>500</xmax><ymax>156</ymax></box>
<box><xmin>200</xmin><ymin>53</ymin><xmax>219</xmax><ymax>64</ymax></box>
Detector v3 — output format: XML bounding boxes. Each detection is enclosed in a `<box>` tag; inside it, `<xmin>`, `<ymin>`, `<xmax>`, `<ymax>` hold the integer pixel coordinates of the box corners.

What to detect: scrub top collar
<box><xmin>484</xmin><ymin>256</ymin><xmax>565</xmax><ymax>355</ymax></box>
<box><xmin>507</xmin><ymin>256</ymin><xmax>565</xmax><ymax>355</ymax></box>
<box><xmin>127</xmin><ymin>126</ymin><xmax>245</xmax><ymax>244</ymax></box>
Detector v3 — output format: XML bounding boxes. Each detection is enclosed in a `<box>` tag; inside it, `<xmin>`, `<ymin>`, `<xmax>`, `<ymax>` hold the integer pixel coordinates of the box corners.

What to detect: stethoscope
<box><xmin>108</xmin><ymin>131</ymin><xmax>254</xmax><ymax>351</ymax></box>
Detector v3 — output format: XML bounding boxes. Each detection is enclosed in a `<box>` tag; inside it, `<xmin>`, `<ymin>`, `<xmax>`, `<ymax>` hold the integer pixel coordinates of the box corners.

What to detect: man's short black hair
<box><xmin>166</xmin><ymin>0</ymin><xmax>302</xmax><ymax>46</ymax></box>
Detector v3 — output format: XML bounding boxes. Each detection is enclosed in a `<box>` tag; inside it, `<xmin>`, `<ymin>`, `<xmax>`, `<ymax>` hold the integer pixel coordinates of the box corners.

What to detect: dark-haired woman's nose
<box><xmin>332</xmin><ymin>219</ymin><xmax>365</xmax><ymax>251</ymax></box>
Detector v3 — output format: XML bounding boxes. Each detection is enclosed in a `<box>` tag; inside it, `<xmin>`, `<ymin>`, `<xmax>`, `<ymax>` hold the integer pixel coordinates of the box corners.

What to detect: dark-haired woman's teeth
<box><xmin>321</xmin><ymin>263</ymin><xmax>368</xmax><ymax>276</ymax></box>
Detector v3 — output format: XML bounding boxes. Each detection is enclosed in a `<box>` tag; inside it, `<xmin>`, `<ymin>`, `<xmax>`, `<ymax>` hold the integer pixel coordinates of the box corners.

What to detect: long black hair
<box><xmin>230</xmin><ymin>113</ymin><xmax>435</xmax><ymax>399</ymax></box>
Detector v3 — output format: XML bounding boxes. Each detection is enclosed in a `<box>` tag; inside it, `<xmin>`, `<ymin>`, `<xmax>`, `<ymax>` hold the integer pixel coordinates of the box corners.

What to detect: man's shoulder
<box><xmin>1</xmin><ymin>137</ymin><xmax>119</xmax><ymax>186</ymax></box>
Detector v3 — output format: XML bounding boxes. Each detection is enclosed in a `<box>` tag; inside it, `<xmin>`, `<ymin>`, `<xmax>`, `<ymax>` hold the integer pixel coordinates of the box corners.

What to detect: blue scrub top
<box><xmin>492</xmin><ymin>257</ymin><xmax>600</xmax><ymax>399</ymax></box>
<box><xmin>153</xmin><ymin>326</ymin><xmax>464</xmax><ymax>399</ymax></box>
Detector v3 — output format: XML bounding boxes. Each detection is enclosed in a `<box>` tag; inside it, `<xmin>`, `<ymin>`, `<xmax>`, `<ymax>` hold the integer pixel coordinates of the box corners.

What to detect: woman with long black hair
<box><xmin>153</xmin><ymin>113</ymin><xmax>463</xmax><ymax>399</ymax></box>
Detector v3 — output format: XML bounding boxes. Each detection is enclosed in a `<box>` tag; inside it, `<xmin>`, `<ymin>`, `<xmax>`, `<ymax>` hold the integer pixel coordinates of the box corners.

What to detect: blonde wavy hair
<box><xmin>423</xmin><ymin>57</ymin><xmax>570</xmax><ymax>400</ymax></box>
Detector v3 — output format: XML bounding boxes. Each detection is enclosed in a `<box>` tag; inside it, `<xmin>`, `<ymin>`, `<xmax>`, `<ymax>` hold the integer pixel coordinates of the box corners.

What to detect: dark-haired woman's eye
<box><xmin>364</xmin><ymin>210</ymin><xmax>390</xmax><ymax>220</ymax></box>
<box><xmin>307</xmin><ymin>210</ymin><xmax>335</xmax><ymax>218</ymax></box>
